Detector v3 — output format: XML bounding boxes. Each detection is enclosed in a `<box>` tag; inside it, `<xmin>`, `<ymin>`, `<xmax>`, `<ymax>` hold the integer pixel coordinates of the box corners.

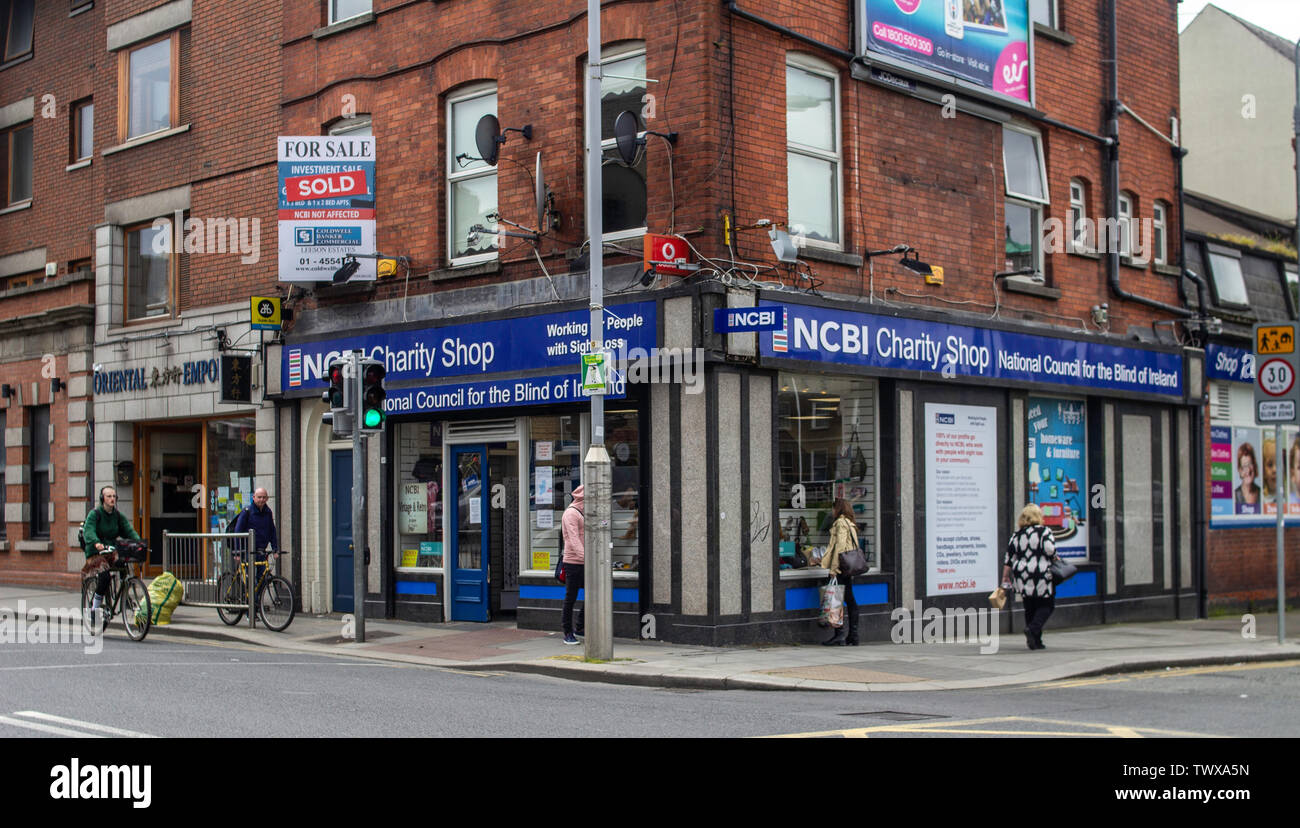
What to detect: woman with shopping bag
<box><xmin>1001</xmin><ymin>503</ymin><xmax>1057</xmax><ymax>650</ymax></box>
<box><xmin>821</xmin><ymin>499</ymin><xmax>864</xmax><ymax>646</ymax></box>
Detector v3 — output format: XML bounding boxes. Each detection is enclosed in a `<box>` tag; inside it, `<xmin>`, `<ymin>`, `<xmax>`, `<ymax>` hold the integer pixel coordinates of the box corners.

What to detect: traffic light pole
<box><xmin>350</xmin><ymin>349</ymin><xmax>367</xmax><ymax>643</ymax></box>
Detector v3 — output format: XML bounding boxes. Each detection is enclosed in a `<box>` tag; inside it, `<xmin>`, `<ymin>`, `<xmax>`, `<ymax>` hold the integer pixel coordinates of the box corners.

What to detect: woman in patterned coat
<box><xmin>1001</xmin><ymin>503</ymin><xmax>1056</xmax><ymax>650</ymax></box>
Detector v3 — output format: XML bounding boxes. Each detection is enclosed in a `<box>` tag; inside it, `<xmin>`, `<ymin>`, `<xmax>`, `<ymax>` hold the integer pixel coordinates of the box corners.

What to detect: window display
<box><xmin>777</xmin><ymin>374</ymin><xmax>877</xmax><ymax>573</ymax></box>
<box><xmin>528</xmin><ymin>416</ymin><xmax>581</xmax><ymax>573</ymax></box>
<box><xmin>396</xmin><ymin>422</ymin><xmax>443</xmax><ymax>568</ymax></box>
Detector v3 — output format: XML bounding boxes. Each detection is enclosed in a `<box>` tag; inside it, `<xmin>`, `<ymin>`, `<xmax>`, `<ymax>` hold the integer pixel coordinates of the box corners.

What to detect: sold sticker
<box><xmin>284</xmin><ymin>170</ymin><xmax>368</xmax><ymax>202</ymax></box>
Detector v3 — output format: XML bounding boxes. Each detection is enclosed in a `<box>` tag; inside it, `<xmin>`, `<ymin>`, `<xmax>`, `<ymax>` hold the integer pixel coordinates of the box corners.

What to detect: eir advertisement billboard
<box><xmin>857</xmin><ymin>0</ymin><xmax>1032</xmax><ymax>104</ymax></box>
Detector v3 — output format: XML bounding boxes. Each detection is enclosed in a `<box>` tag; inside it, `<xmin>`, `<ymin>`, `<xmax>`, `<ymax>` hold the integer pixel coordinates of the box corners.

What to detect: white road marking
<box><xmin>0</xmin><ymin>714</ymin><xmax>102</xmax><ymax>738</ymax></box>
<box><xmin>13</xmin><ymin>711</ymin><xmax>156</xmax><ymax>738</ymax></box>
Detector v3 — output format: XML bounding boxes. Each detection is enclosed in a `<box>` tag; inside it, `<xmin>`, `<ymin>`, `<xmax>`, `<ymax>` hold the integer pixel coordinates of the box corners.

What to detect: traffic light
<box><xmin>360</xmin><ymin>359</ymin><xmax>387</xmax><ymax>431</ymax></box>
<box><xmin>321</xmin><ymin>358</ymin><xmax>352</xmax><ymax>437</ymax></box>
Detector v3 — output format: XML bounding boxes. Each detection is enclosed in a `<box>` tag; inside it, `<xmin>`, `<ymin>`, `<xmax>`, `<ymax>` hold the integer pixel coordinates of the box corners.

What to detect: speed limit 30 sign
<box><xmin>1254</xmin><ymin>323</ymin><xmax>1300</xmax><ymax>423</ymax></box>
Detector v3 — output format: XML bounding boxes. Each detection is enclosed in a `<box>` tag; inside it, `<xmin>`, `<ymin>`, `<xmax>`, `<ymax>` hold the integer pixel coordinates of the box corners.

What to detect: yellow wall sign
<box><xmin>251</xmin><ymin>296</ymin><xmax>282</xmax><ymax>331</ymax></box>
<box><xmin>1256</xmin><ymin>325</ymin><xmax>1295</xmax><ymax>355</ymax></box>
<box><xmin>401</xmin><ymin>549</ymin><xmax>419</xmax><ymax>567</ymax></box>
<box><xmin>532</xmin><ymin>550</ymin><xmax>553</xmax><ymax>570</ymax></box>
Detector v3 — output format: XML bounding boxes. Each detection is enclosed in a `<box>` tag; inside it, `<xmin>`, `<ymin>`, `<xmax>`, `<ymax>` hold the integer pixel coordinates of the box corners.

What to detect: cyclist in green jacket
<box><xmin>83</xmin><ymin>486</ymin><xmax>142</xmax><ymax>613</ymax></box>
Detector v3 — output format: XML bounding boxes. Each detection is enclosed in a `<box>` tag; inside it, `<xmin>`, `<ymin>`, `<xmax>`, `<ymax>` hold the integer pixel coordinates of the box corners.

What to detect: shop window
<box><xmin>125</xmin><ymin>218</ymin><xmax>174</xmax><ymax>320</ymax></box>
<box><xmin>1207</xmin><ymin>384</ymin><xmax>1295</xmax><ymax>527</ymax></box>
<box><xmin>205</xmin><ymin>419</ymin><xmax>256</xmax><ymax>531</ymax></box>
<box><xmin>594</xmin><ymin>44</ymin><xmax>648</xmax><ymax>239</ymax></box>
<box><xmin>29</xmin><ymin>405</ymin><xmax>49</xmax><ymax>538</ymax></box>
<box><xmin>1</xmin><ymin>0</ymin><xmax>33</xmax><ymax>63</ymax></box>
<box><xmin>72</xmin><ymin>98</ymin><xmax>93</xmax><ymax>162</ymax></box>
<box><xmin>2</xmin><ymin>120</ymin><xmax>32</xmax><ymax>206</ymax></box>
<box><xmin>447</xmin><ymin>86</ymin><xmax>498</xmax><ymax>263</ymax></box>
<box><xmin>1207</xmin><ymin>246</ymin><xmax>1248</xmax><ymax>307</ymax></box>
<box><xmin>606</xmin><ymin>408</ymin><xmax>641</xmax><ymax>572</ymax></box>
<box><xmin>527</xmin><ymin>415</ymin><xmax>584</xmax><ymax>573</ymax></box>
<box><xmin>1002</xmin><ymin>125</ymin><xmax>1048</xmax><ymax>275</ymax></box>
<box><xmin>777</xmin><ymin>374</ymin><xmax>877</xmax><ymax>573</ymax></box>
<box><xmin>119</xmin><ymin>33</ymin><xmax>179</xmax><ymax>142</ymax></box>
<box><xmin>1026</xmin><ymin>397</ymin><xmax>1088</xmax><ymax>560</ymax></box>
<box><xmin>1152</xmin><ymin>200</ymin><xmax>1168</xmax><ymax>265</ymax></box>
<box><xmin>330</xmin><ymin>0</ymin><xmax>370</xmax><ymax>24</ymax></box>
<box><xmin>396</xmin><ymin>422</ymin><xmax>444</xmax><ymax>569</ymax></box>
<box><xmin>786</xmin><ymin>54</ymin><xmax>841</xmax><ymax>248</ymax></box>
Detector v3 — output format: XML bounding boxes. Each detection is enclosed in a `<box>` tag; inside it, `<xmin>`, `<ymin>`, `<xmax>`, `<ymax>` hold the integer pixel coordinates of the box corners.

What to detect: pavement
<box><xmin>3</xmin><ymin>582</ymin><xmax>1298</xmax><ymax>691</ymax></box>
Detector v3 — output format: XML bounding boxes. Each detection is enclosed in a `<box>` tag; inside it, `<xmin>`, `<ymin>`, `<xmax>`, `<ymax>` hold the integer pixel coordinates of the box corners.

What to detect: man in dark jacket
<box><xmin>232</xmin><ymin>488</ymin><xmax>279</xmax><ymax>565</ymax></box>
<box><xmin>83</xmin><ymin>486</ymin><xmax>142</xmax><ymax>612</ymax></box>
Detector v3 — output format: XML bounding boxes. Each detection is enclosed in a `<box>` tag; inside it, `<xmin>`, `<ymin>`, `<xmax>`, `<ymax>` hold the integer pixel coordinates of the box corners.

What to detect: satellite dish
<box><xmin>613</xmin><ymin>110</ymin><xmax>641</xmax><ymax>165</ymax></box>
<box><xmin>474</xmin><ymin>114</ymin><xmax>501</xmax><ymax>165</ymax></box>
<box><xmin>535</xmin><ymin>152</ymin><xmax>546</xmax><ymax>234</ymax></box>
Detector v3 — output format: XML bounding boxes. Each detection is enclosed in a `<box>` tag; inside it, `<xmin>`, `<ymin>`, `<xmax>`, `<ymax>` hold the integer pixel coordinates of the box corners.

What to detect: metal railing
<box><xmin>162</xmin><ymin>531</ymin><xmax>260</xmax><ymax>626</ymax></box>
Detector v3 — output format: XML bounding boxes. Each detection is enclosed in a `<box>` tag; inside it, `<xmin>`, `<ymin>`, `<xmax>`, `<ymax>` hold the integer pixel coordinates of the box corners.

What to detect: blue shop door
<box><xmin>450</xmin><ymin>445</ymin><xmax>489</xmax><ymax>622</ymax></box>
<box><xmin>331</xmin><ymin>450</ymin><xmax>354</xmax><ymax>614</ymax></box>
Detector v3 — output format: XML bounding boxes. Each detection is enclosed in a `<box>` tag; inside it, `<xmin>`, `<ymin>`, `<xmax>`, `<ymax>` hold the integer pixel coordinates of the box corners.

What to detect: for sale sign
<box><xmin>1253</xmin><ymin>323</ymin><xmax>1300</xmax><ymax>424</ymax></box>
<box><xmin>277</xmin><ymin>136</ymin><xmax>377</xmax><ymax>283</ymax></box>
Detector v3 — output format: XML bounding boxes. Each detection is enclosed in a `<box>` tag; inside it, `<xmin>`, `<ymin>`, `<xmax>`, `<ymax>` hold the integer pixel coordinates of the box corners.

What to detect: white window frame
<box><xmin>785</xmin><ymin>52</ymin><xmax>843</xmax><ymax>251</ymax></box>
<box><xmin>1029</xmin><ymin>0</ymin><xmax>1058</xmax><ymax>29</ymax></box>
<box><xmin>329</xmin><ymin>0</ymin><xmax>370</xmax><ymax>25</ymax></box>
<box><xmin>447</xmin><ymin>83</ymin><xmax>498</xmax><ymax>267</ymax></box>
<box><xmin>328</xmin><ymin>115</ymin><xmax>371</xmax><ymax>136</ymax></box>
<box><xmin>1152</xmin><ymin>200</ymin><xmax>1168</xmax><ymax>265</ymax></box>
<box><xmin>1002</xmin><ymin>124</ymin><xmax>1049</xmax><ymax>275</ymax></box>
<box><xmin>1117</xmin><ymin>191</ymin><xmax>1134</xmax><ymax>260</ymax></box>
<box><xmin>1206</xmin><ymin>244</ymin><xmax>1249</xmax><ymax>308</ymax></box>
<box><xmin>590</xmin><ymin>42</ymin><xmax>648</xmax><ymax>244</ymax></box>
<box><xmin>1069</xmin><ymin>178</ymin><xmax>1089</xmax><ymax>253</ymax></box>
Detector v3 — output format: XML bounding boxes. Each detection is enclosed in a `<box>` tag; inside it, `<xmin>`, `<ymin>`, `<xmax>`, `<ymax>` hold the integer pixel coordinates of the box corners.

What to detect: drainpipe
<box><xmin>1104</xmin><ymin>0</ymin><xmax>1192</xmax><ymax>318</ymax></box>
<box><xmin>1173</xmin><ymin>143</ymin><xmax>1208</xmax><ymax>317</ymax></box>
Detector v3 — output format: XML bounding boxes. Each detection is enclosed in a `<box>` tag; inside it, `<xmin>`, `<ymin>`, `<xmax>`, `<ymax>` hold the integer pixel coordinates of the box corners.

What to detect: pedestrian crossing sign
<box><xmin>581</xmin><ymin>352</ymin><xmax>606</xmax><ymax>395</ymax></box>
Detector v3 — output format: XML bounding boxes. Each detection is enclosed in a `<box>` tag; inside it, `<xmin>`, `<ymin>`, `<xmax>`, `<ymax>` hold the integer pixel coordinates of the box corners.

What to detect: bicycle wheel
<box><xmin>216</xmin><ymin>572</ymin><xmax>246</xmax><ymax>625</ymax></box>
<box><xmin>257</xmin><ymin>575</ymin><xmax>296</xmax><ymax>632</ymax></box>
<box><xmin>81</xmin><ymin>575</ymin><xmax>104</xmax><ymax>635</ymax></box>
<box><xmin>120</xmin><ymin>578</ymin><xmax>151</xmax><ymax>642</ymax></box>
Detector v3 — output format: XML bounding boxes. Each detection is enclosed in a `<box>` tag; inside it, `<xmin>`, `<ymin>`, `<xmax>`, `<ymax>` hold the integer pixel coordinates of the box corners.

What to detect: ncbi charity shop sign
<box><xmin>277</xmin><ymin>136</ymin><xmax>377</xmax><ymax>282</ymax></box>
<box><xmin>762</xmin><ymin>303</ymin><xmax>1184</xmax><ymax>398</ymax></box>
<box><xmin>857</xmin><ymin>0</ymin><xmax>1032</xmax><ymax>104</ymax></box>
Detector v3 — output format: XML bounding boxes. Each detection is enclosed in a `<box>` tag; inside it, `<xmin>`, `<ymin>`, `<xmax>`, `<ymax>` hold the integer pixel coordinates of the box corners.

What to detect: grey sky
<box><xmin>1177</xmin><ymin>0</ymin><xmax>1300</xmax><ymax>42</ymax></box>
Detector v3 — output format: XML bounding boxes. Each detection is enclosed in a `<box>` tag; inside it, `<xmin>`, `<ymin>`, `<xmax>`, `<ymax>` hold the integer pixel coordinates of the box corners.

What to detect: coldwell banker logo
<box><xmin>936</xmin><ymin>412</ymin><xmax>956</xmax><ymax>424</ymax></box>
<box><xmin>772</xmin><ymin>309</ymin><xmax>789</xmax><ymax>353</ymax></box>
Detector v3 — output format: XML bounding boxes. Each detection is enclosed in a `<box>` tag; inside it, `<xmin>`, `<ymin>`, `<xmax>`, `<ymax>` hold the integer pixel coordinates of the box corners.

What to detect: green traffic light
<box><xmin>364</xmin><ymin>409</ymin><xmax>383</xmax><ymax>428</ymax></box>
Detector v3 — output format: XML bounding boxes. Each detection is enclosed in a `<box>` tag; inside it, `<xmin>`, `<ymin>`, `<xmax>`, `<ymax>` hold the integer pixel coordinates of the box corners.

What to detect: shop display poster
<box><xmin>1027</xmin><ymin>397</ymin><xmax>1087</xmax><ymax>560</ymax></box>
<box><xmin>925</xmin><ymin>403</ymin><xmax>998</xmax><ymax>596</ymax></box>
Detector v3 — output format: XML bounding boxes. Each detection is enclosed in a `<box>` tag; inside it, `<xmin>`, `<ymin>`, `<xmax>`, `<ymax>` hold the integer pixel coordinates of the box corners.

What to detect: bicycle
<box><xmin>80</xmin><ymin>547</ymin><xmax>152</xmax><ymax>642</ymax></box>
<box><xmin>216</xmin><ymin>552</ymin><xmax>295</xmax><ymax>632</ymax></box>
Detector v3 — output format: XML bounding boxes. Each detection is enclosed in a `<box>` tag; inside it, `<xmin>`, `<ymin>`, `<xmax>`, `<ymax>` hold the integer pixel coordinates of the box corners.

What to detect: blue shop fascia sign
<box><xmin>284</xmin><ymin>301</ymin><xmax>658</xmax><ymax>414</ymax></box>
<box><xmin>761</xmin><ymin>303</ymin><xmax>1185</xmax><ymax>398</ymax></box>
<box><xmin>1205</xmin><ymin>343</ymin><xmax>1254</xmax><ymax>384</ymax></box>
<box><xmin>94</xmin><ymin>359</ymin><xmax>220</xmax><ymax>394</ymax></box>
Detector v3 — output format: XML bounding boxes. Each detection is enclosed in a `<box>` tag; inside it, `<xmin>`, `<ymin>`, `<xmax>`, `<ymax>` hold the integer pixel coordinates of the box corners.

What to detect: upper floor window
<box><xmin>1116</xmin><ymin>191</ymin><xmax>1135</xmax><ymax>260</ymax></box>
<box><xmin>121</xmin><ymin>34</ymin><xmax>178</xmax><ymax>141</ymax></box>
<box><xmin>126</xmin><ymin>217</ymin><xmax>175</xmax><ymax>320</ymax></box>
<box><xmin>1</xmin><ymin>0</ymin><xmax>33</xmax><ymax>63</ymax></box>
<box><xmin>786</xmin><ymin>54</ymin><xmax>842</xmax><ymax>248</ymax></box>
<box><xmin>1069</xmin><ymin>178</ymin><xmax>1090</xmax><ymax>253</ymax></box>
<box><xmin>330</xmin><ymin>0</ymin><xmax>370</xmax><ymax>25</ymax></box>
<box><xmin>1152</xmin><ymin>200</ymin><xmax>1169</xmax><ymax>265</ymax></box>
<box><xmin>447</xmin><ymin>86</ymin><xmax>498</xmax><ymax>264</ymax></box>
<box><xmin>72</xmin><ymin>99</ymin><xmax>93</xmax><ymax>162</ymax></box>
<box><xmin>1207</xmin><ymin>246</ymin><xmax>1249</xmax><ymax>307</ymax></box>
<box><xmin>597</xmin><ymin>44</ymin><xmax>647</xmax><ymax>239</ymax></box>
<box><xmin>329</xmin><ymin>116</ymin><xmax>371</xmax><ymax>137</ymax></box>
<box><xmin>1002</xmin><ymin>125</ymin><xmax>1048</xmax><ymax>274</ymax></box>
<box><xmin>1029</xmin><ymin>0</ymin><xmax>1058</xmax><ymax>29</ymax></box>
<box><xmin>0</xmin><ymin>409</ymin><xmax>6</xmax><ymax>539</ymax></box>
<box><xmin>2</xmin><ymin>120</ymin><xmax>32</xmax><ymax>205</ymax></box>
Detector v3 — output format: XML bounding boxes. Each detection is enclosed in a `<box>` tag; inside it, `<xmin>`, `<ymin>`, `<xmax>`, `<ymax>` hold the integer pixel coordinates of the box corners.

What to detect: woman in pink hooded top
<box><xmin>560</xmin><ymin>485</ymin><xmax>585</xmax><ymax>644</ymax></box>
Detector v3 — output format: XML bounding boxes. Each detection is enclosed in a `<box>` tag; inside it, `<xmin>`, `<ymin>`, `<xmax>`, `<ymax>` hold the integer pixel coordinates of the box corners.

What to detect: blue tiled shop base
<box><xmin>520</xmin><ymin>586</ymin><xmax>639</xmax><ymax>603</ymax></box>
<box><xmin>395</xmin><ymin>581</ymin><xmax>438</xmax><ymax>596</ymax></box>
<box><xmin>1055</xmin><ymin>571</ymin><xmax>1097</xmax><ymax>599</ymax></box>
<box><xmin>786</xmin><ymin>582</ymin><xmax>889</xmax><ymax>610</ymax></box>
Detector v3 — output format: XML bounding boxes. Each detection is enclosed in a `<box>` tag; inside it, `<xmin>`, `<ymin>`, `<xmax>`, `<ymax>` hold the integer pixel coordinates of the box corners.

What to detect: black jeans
<box><xmin>843</xmin><ymin>577</ymin><xmax>858</xmax><ymax>636</ymax></box>
<box><xmin>1022</xmin><ymin>594</ymin><xmax>1055</xmax><ymax>645</ymax></box>
<box><xmin>562</xmin><ymin>562</ymin><xmax>585</xmax><ymax>636</ymax></box>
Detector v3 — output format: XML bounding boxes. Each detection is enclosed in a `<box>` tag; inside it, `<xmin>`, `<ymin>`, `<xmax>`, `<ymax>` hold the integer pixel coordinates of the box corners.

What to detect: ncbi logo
<box><xmin>935</xmin><ymin>412</ymin><xmax>955</xmax><ymax>424</ymax></box>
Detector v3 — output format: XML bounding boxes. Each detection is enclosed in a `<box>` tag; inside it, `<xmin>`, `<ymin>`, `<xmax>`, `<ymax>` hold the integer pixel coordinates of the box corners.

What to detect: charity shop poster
<box><xmin>925</xmin><ymin>403</ymin><xmax>998</xmax><ymax>595</ymax></box>
<box><xmin>1026</xmin><ymin>396</ymin><xmax>1087</xmax><ymax>560</ymax></box>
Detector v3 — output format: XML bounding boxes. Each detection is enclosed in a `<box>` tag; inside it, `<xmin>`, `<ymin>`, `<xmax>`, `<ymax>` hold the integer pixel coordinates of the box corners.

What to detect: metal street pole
<box><xmin>1277</xmin><ymin>423</ymin><xmax>1285</xmax><ymax>645</ymax></box>
<box><xmin>584</xmin><ymin>0</ymin><xmax>613</xmax><ymax>660</ymax></box>
<box><xmin>351</xmin><ymin>349</ymin><xmax>367</xmax><ymax>643</ymax></box>
<box><xmin>1289</xmin><ymin>38</ymin><xmax>1298</xmax><ymax>645</ymax></box>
